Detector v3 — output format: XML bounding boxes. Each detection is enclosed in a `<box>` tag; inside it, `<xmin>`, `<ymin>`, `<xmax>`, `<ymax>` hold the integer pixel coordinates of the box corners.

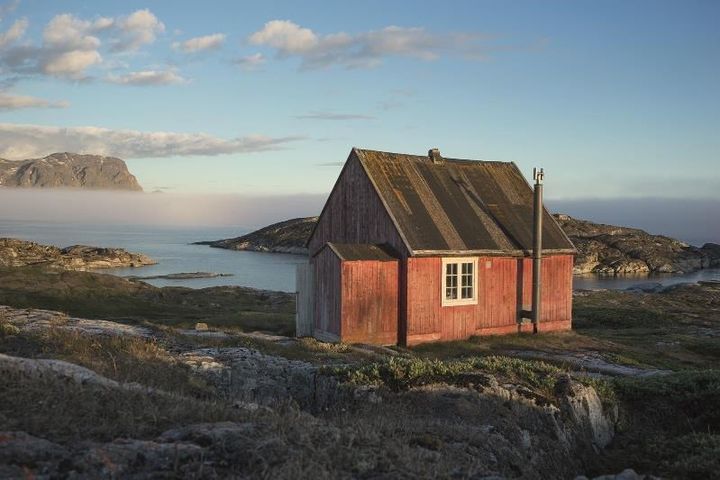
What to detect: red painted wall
<box><xmin>313</xmin><ymin>247</ymin><xmax>400</xmax><ymax>345</ymax></box>
<box><xmin>403</xmin><ymin>254</ymin><xmax>573</xmax><ymax>345</ymax></box>
<box><xmin>340</xmin><ymin>260</ymin><xmax>399</xmax><ymax>345</ymax></box>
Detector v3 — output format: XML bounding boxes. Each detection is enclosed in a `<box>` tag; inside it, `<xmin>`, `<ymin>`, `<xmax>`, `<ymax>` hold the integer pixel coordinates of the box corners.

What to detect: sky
<box><xmin>0</xmin><ymin>0</ymin><xmax>718</xmax><ymax>241</ymax></box>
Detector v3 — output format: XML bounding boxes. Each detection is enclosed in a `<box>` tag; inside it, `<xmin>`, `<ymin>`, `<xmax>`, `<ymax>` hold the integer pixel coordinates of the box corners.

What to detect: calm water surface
<box><xmin>573</xmin><ymin>269</ymin><xmax>720</xmax><ymax>290</ymax></box>
<box><xmin>1</xmin><ymin>219</ymin><xmax>717</xmax><ymax>292</ymax></box>
<box><xmin>0</xmin><ymin>220</ymin><xmax>306</xmax><ymax>291</ymax></box>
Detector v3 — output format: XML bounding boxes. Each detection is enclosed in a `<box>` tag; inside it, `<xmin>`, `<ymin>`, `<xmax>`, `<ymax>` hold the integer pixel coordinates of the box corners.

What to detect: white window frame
<box><xmin>441</xmin><ymin>257</ymin><xmax>478</xmax><ymax>307</ymax></box>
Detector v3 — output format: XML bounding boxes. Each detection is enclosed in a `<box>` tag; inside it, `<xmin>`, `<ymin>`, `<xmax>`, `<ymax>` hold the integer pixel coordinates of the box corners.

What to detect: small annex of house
<box><xmin>296</xmin><ymin>147</ymin><xmax>576</xmax><ymax>346</ymax></box>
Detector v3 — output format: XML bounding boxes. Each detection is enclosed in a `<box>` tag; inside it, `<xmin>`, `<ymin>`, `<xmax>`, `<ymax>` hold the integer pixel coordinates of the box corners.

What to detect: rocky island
<box><xmin>554</xmin><ymin>214</ymin><xmax>720</xmax><ymax>274</ymax></box>
<box><xmin>195</xmin><ymin>216</ymin><xmax>318</xmax><ymax>254</ymax></box>
<box><xmin>0</xmin><ymin>238</ymin><xmax>155</xmax><ymax>270</ymax></box>
<box><xmin>0</xmin><ymin>153</ymin><xmax>142</xmax><ymax>190</ymax></box>
<box><xmin>198</xmin><ymin>214</ymin><xmax>720</xmax><ymax>275</ymax></box>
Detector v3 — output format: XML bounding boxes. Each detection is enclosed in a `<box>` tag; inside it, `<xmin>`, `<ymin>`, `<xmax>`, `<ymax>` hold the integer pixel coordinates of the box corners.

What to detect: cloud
<box><xmin>248</xmin><ymin>20</ymin><xmax>497</xmax><ymax>69</ymax></box>
<box><xmin>43</xmin><ymin>49</ymin><xmax>102</xmax><ymax>76</ymax></box>
<box><xmin>0</xmin><ymin>17</ymin><xmax>26</xmax><ymax>48</ymax></box>
<box><xmin>0</xmin><ymin>92</ymin><xmax>69</xmax><ymax>110</ymax></box>
<box><xmin>107</xmin><ymin>69</ymin><xmax>186</xmax><ymax>86</ymax></box>
<box><xmin>0</xmin><ymin>122</ymin><xmax>304</xmax><ymax>159</ymax></box>
<box><xmin>295</xmin><ymin>111</ymin><xmax>374</xmax><ymax>121</ymax></box>
<box><xmin>42</xmin><ymin>14</ymin><xmax>103</xmax><ymax>50</ymax></box>
<box><xmin>0</xmin><ymin>0</ymin><xmax>19</xmax><ymax>21</ymax></box>
<box><xmin>112</xmin><ymin>9</ymin><xmax>164</xmax><ymax>52</ymax></box>
<box><xmin>378</xmin><ymin>88</ymin><xmax>416</xmax><ymax>110</ymax></box>
<box><xmin>0</xmin><ymin>9</ymin><xmax>166</xmax><ymax>80</ymax></box>
<box><xmin>315</xmin><ymin>161</ymin><xmax>344</xmax><ymax>167</ymax></box>
<box><xmin>234</xmin><ymin>52</ymin><xmax>265</xmax><ymax>71</ymax></box>
<box><xmin>173</xmin><ymin>33</ymin><xmax>225</xmax><ymax>53</ymax></box>
<box><xmin>35</xmin><ymin>13</ymin><xmax>114</xmax><ymax>77</ymax></box>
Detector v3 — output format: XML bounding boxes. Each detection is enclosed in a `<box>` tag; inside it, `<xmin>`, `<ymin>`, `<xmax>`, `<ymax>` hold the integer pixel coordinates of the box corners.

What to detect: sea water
<box><xmin>0</xmin><ymin>220</ymin><xmax>306</xmax><ymax>291</ymax></box>
<box><xmin>1</xmin><ymin>219</ymin><xmax>717</xmax><ymax>292</ymax></box>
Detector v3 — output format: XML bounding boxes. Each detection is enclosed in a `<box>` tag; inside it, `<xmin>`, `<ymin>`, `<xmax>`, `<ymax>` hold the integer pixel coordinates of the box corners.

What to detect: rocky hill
<box><xmin>553</xmin><ymin>214</ymin><xmax>720</xmax><ymax>274</ymax></box>
<box><xmin>0</xmin><ymin>153</ymin><xmax>142</xmax><ymax>190</ymax></box>
<box><xmin>0</xmin><ymin>238</ymin><xmax>155</xmax><ymax>270</ymax></box>
<box><xmin>195</xmin><ymin>217</ymin><xmax>318</xmax><ymax>255</ymax></box>
<box><xmin>199</xmin><ymin>215</ymin><xmax>720</xmax><ymax>275</ymax></box>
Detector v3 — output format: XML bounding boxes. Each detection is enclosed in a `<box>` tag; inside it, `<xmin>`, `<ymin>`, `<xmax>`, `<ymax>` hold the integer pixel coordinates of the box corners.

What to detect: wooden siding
<box><xmin>404</xmin><ymin>254</ymin><xmax>572</xmax><ymax>345</ymax></box>
<box><xmin>313</xmin><ymin>247</ymin><xmax>341</xmax><ymax>340</ymax></box>
<box><xmin>340</xmin><ymin>260</ymin><xmax>399</xmax><ymax>345</ymax></box>
<box><xmin>307</xmin><ymin>153</ymin><xmax>409</xmax><ymax>258</ymax></box>
<box><xmin>520</xmin><ymin>255</ymin><xmax>574</xmax><ymax>327</ymax></box>
<box><xmin>295</xmin><ymin>262</ymin><xmax>314</xmax><ymax>337</ymax></box>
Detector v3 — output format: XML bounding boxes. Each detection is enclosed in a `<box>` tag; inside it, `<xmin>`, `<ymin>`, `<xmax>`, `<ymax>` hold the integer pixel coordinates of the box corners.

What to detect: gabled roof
<box><xmin>325</xmin><ymin>243</ymin><xmax>399</xmax><ymax>262</ymax></box>
<box><xmin>353</xmin><ymin>148</ymin><xmax>575</xmax><ymax>255</ymax></box>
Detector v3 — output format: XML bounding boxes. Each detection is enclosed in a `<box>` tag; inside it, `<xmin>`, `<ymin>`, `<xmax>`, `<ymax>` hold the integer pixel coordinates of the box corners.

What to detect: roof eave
<box><xmin>410</xmin><ymin>248</ymin><xmax>577</xmax><ymax>258</ymax></box>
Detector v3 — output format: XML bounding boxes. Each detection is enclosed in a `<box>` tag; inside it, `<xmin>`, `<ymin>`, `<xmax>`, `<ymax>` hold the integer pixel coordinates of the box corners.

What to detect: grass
<box><xmin>596</xmin><ymin>370</ymin><xmax>720</xmax><ymax>479</ymax></box>
<box><xmin>2</xmin><ymin>266</ymin><xmax>720</xmax><ymax>478</ymax></box>
<box><xmin>328</xmin><ymin>355</ymin><xmax>565</xmax><ymax>395</ymax></box>
<box><xmin>0</xmin><ymin>372</ymin><xmax>247</xmax><ymax>444</ymax></box>
<box><xmin>0</xmin><ymin>326</ymin><xmax>215</xmax><ymax>397</ymax></box>
<box><xmin>0</xmin><ymin>266</ymin><xmax>295</xmax><ymax>335</ymax></box>
<box><xmin>407</xmin><ymin>285</ymin><xmax>720</xmax><ymax>373</ymax></box>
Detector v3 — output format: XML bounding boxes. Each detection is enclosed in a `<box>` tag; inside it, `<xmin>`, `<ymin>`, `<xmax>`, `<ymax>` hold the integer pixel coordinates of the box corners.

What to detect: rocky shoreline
<box><xmin>0</xmin><ymin>238</ymin><xmax>155</xmax><ymax>270</ymax></box>
<box><xmin>194</xmin><ymin>216</ymin><xmax>317</xmax><ymax>255</ymax></box>
<box><xmin>197</xmin><ymin>214</ymin><xmax>720</xmax><ymax>276</ymax></box>
<box><xmin>124</xmin><ymin>272</ymin><xmax>233</xmax><ymax>281</ymax></box>
<box><xmin>554</xmin><ymin>214</ymin><xmax>720</xmax><ymax>274</ymax></box>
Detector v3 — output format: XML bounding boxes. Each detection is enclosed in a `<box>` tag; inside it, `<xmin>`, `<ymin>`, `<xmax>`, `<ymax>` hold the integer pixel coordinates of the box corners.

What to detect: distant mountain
<box><xmin>194</xmin><ymin>217</ymin><xmax>318</xmax><ymax>255</ymax></box>
<box><xmin>0</xmin><ymin>153</ymin><xmax>142</xmax><ymax>191</ymax></box>
<box><xmin>196</xmin><ymin>214</ymin><xmax>720</xmax><ymax>275</ymax></box>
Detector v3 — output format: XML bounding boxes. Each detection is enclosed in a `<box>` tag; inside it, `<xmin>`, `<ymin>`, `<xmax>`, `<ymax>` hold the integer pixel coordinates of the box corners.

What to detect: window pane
<box><xmin>464</xmin><ymin>262</ymin><xmax>473</xmax><ymax>275</ymax></box>
<box><xmin>461</xmin><ymin>286</ymin><xmax>472</xmax><ymax>299</ymax></box>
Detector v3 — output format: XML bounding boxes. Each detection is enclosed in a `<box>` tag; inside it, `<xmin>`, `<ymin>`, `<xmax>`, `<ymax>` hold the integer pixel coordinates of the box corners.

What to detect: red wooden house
<box><xmin>298</xmin><ymin>148</ymin><xmax>576</xmax><ymax>346</ymax></box>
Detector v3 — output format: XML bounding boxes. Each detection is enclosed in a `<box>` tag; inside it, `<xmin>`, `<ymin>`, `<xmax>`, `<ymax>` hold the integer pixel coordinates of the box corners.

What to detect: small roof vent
<box><xmin>428</xmin><ymin>148</ymin><xmax>444</xmax><ymax>165</ymax></box>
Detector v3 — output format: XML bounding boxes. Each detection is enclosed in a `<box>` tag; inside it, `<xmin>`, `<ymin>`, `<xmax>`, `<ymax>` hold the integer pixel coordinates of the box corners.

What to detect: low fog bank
<box><xmin>0</xmin><ymin>190</ymin><xmax>716</xmax><ymax>246</ymax></box>
<box><xmin>548</xmin><ymin>197</ymin><xmax>719</xmax><ymax>246</ymax></box>
<box><xmin>0</xmin><ymin>189</ymin><xmax>326</xmax><ymax>230</ymax></box>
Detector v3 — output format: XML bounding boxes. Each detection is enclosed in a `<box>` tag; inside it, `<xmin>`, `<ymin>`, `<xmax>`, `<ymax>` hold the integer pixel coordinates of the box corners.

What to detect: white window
<box><xmin>441</xmin><ymin>257</ymin><xmax>478</xmax><ymax>306</ymax></box>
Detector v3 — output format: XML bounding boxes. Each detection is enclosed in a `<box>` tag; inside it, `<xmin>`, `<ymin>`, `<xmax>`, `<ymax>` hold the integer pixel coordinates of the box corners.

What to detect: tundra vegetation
<box><xmin>0</xmin><ymin>265</ymin><xmax>718</xmax><ymax>478</ymax></box>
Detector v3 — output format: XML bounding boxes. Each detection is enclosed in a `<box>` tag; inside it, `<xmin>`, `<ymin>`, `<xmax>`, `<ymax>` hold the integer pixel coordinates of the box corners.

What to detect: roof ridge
<box><xmin>353</xmin><ymin>147</ymin><xmax>512</xmax><ymax>165</ymax></box>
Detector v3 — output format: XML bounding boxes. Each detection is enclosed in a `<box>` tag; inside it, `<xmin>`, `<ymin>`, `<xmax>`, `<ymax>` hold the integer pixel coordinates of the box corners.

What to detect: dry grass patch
<box><xmin>0</xmin><ymin>372</ymin><xmax>248</xmax><ymax>444</ymax></box>
<box><xmin>0</xmin><ymin>327</ymin><xmax>215</xmax><ymax>397</ymax></box>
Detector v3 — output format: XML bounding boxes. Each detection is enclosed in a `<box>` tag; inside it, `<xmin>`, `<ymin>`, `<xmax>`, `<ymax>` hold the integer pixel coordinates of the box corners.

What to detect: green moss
<box><xmin>327</xmin><ymin>355</ymin><xmax>565</xmax><ymax>395</ymax></box>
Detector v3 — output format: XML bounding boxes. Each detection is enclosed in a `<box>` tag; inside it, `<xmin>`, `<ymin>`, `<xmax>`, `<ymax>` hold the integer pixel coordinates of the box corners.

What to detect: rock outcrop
<box><xmin>0</xmin><ymin>238</ymin><xmax>155</xmax><ymax>270</ymax></box>
<box><xmin>195</xmin><ymin>217</ymin><xmax>318</xmax><ymax>255</ymax></box>
<box><xmin>554</xmin><ymin>214</ymin><xmax>719</xmax><ymax>274</ymax></box>
<box><xmin>196</xmin><ymin>214</ymin><xmax>720</xmax><ymax>275</ymax></box>
<box><xmin>0</xmin><ymin>152</ymin><xmax>142</xmax><ymax>190</ymax></box>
